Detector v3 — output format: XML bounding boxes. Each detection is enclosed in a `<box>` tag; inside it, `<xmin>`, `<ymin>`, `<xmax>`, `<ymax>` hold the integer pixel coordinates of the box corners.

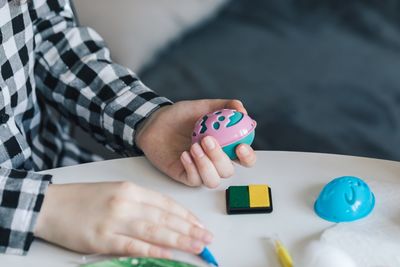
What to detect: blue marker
<box><xmin>199</xmin><ymin>247</ymin><xmax>219</xmax><ymax>266</ymax></box>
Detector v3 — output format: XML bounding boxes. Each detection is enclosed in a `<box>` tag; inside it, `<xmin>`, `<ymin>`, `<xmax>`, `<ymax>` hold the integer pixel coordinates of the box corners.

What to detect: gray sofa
<box><xmin>74</xmin><ymin>0</ymin><xmax>400</xmax><ymax>161</ymax></box>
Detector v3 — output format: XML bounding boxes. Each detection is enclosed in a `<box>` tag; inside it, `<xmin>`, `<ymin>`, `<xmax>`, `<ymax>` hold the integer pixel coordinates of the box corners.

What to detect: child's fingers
<box><xmin>235</xmin><ymin>144</ymin><xmax>257</xmax><ymax>167</ymax></box>
<box><xmin>180</xmin><ymin>151</ymin><xmax>203</xmax><ymax>187</ymax></box>
<box><xmin>190</xmin><ymin>143</ymin><xmax>221</xmax><ymax>188</ymax></box>
<box><xmin>225</xmin><ymin>99</ymin><xmax>248</xmax><ymax>114</ymax></box>
<box><xmin>204</xmin><ymin>99</ymin><xmax>247</xmax><ymax>115</ymax></box>
<box><xmin>107</xmin><ymin>235</ymin><xmax>171</xmax><ymax>258</ymax></box>
<box><xmin>201</xmin><ymin>136</ymin><xmax>234</xmax><ymax>179</ymax></box>
<box><xmin>133</xmin><ymin>186</ymin><xmax>200</xmax><ymax>225</ymax></box>
<box><xmin>126</xmin><ymin>204</ymin><xmax>213</xmax><ymax>244</ymax></box>
<box><xmin>122</xmin><ymin>221</ymin><xmax>206</xmax><ymax>254</ymax></box>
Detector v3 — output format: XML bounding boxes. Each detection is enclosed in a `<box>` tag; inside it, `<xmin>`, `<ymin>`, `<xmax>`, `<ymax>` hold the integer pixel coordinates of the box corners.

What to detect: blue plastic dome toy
<box><xmin>314</xmin><ymin>176</ymin><xmax>375</xmax><ymax>222</ymax></box>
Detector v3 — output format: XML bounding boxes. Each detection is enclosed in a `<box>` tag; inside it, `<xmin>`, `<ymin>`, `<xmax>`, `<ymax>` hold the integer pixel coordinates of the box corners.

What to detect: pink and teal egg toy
<box><xmin>192</xmin><ymin>109</ymin><xmax>256</xmax><ymax>160</ymax></box>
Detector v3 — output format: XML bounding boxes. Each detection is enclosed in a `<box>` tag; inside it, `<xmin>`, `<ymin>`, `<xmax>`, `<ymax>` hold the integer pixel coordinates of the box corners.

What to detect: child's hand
<box><xmin>34</xmin><ymin>182</ymin><xmax>212</xmax><ymax>257</ymax></box>
<box><xmin>136</xmin><ymin>99</ymin><xmax>257</xmax><ymax>188</ymax></box>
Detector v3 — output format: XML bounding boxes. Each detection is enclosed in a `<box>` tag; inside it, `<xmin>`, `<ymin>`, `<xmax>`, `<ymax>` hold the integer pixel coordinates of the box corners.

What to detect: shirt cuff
<box><xmin>101</xmin><ymin>81</ymin><xmax>172</xmax><ymax>155</ymax></box>
<box><xmin>0</xmin><ymin>169</ymin><xmax>52</xmax><ymax>255</ymax></box>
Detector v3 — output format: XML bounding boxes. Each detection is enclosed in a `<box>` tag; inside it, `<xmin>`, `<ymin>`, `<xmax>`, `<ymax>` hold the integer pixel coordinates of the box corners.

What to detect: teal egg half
<box><xmin>222</xmin><ymin>130</ymin><xmax>255</xmax><ymax>160</ymax></box>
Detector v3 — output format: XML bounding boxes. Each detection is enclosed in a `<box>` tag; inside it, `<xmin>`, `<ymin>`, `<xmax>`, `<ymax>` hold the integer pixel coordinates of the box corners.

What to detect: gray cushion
<box><xmin>141</xmin><ymin>0</ymin><xmax>400</xmax><ymax>161</ymax></box>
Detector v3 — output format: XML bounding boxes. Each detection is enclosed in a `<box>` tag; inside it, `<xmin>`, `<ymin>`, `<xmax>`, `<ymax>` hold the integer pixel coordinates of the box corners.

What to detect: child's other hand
<box><xmin>136</xmin><ymin>99</ymin><xmax>257</xmax><ymax>188</ymax></box>
<box><xmin>34</xmin><ymin>182</ymin><xmax>212</xmax><ymax>257</ymax></box>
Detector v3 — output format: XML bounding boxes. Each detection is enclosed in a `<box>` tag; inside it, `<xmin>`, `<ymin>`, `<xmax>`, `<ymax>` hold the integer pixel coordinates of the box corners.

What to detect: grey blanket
<box><xmin>141</xmin><ymin>0</ymin><xmax>400</xmax><ymax>161</ymax></box>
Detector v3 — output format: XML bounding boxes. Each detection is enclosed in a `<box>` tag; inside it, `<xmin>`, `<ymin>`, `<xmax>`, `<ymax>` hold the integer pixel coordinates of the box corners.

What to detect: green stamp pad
<box><xmin>226</xmin><ymin>185</ymin><xmax>273</xmax><ymax>215</ymax></box>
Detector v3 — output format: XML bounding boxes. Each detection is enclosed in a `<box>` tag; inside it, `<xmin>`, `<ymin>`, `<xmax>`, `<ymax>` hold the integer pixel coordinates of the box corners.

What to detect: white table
<box><xmin>2</xmin><ymin>151</ymin><xmax>399</xmax><ymax>267</ymax></box>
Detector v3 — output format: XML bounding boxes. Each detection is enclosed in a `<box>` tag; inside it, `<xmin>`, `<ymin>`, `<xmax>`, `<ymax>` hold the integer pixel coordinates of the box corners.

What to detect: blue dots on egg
<box><xmin>226</xmin><ymin>111</ymin><xmax>244</xmax><ymax>127</ymax></box>
<box><xmin>197</xmin><ymin>112</ymin><xmax>244</xmax><ymax>134</ymax></box>
<box><xmin>200</xmin><ymin>115</ymin><xmax>208</xmax><ymax>134</ymax></box>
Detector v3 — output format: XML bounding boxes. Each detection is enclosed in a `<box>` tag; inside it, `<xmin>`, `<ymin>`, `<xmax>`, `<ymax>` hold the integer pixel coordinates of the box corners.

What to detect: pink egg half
<box><xmin>192</xmin><ymin>109</ymin><xmax>256</xmax><ymax>147</ymax></box>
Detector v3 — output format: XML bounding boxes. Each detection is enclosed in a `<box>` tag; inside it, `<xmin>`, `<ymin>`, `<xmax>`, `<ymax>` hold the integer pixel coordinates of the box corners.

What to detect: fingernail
<box><xmin>191</xmin><ymin>240</ymin><xmax>204</xmax><ymax>252</ymax></box>
<box><xmin>188</xmin><ymin>214</ymin><xmax>205</xmax><ymax>228</ymax></box>
<box><xmin>193</xmin><ymin>220</ymin><xmax>205</xmax><ymax>229</ymax></box>
<box><xmin>182</xmin><ymin>151</ymin><xmax>193</xmax><ymax>164</ymax></box>
<box><xmin>239</xmin><ymin>145</ymin><xmax>249</xmax><ymax>156</ymax></box>
<box><xmin>203</xmin><ymin>136</ymin><xmax>215</xmax><ymax>150</ymax></box>
<box><xmin>192</xmin><ymin>143</ymin><xmax>205</xmax><ymax>158</ymax></box>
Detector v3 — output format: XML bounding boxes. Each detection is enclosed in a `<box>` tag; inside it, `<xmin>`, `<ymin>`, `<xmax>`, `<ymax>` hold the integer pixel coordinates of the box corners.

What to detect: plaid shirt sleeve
<box><xmin>32</xmin><ymin>0</ymin><xmax>172</xmax><ymax>155</ymax></box>
<box><xmin>0</xmin><ymin>168</ymin><xmax>51</xmax><ymax>255</ymax></box>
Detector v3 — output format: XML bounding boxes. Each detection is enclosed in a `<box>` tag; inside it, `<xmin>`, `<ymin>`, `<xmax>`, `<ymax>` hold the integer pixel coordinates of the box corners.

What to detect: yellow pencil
<box><xmin>274</xmin><ymin>239</ymin><xmax>293</xmax><ymax>267</ymax></box>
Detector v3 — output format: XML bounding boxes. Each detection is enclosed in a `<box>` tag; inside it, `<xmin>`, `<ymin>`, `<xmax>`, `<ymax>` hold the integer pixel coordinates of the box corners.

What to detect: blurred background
<box><xmin>73</xmin><ymin>0</ymin><xmax>400</xmax><ymax>161</ymax></box>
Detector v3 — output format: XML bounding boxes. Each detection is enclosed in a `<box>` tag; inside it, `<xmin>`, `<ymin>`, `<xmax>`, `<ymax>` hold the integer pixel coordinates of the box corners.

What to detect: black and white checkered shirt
<box><xmin>0</xmin><ymin>0</ymin><xmax>171</xmax><ymax>255</ymax></box>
